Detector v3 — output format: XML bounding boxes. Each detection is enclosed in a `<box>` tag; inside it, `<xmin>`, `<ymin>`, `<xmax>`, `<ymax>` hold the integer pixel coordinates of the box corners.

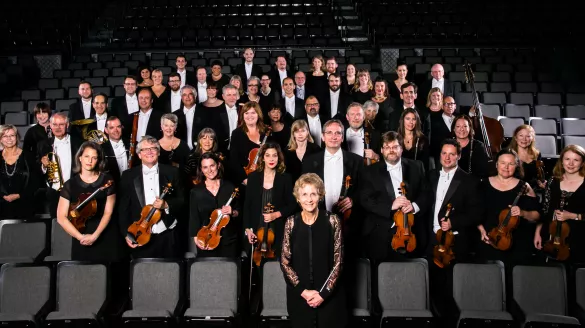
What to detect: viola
<box><xmin>195</xmin><ymin>188</ymin><xmax>239</xmax><ymax>250</ymax></box>
<box><xmin>69</xmin><ymin>180</ymin><xmax>113</xmax><ymax>231</ymax></box>
<box><xmin>391</xmin><ymin>182</ymin><xmax>417</xmax><ymax>253</ymax></box>
<box><xmin>543</xmin><ymin>191</ymin><xmax>570</xmax><ymax>261</ymax></box>
<box><xmin>488</xmin><ymin>184</ymin><xmax>528</xmax><ymax>251</ymax></box>
<box><xmin>244</xmin><ymin>128</ymin><xmax>272</xmax><ymax>175</ymax></box>
<box><xmin>433</xmin><ymin>204</ymin><xmax>455</xmax><ymax>268</ymax></box>
<box><xmin>336</xmin><ymin>175</ymin><xmax>352</xmax><ymax>223</ymax></box>
<box><xmin>364</xmin><ymin>131</ymin><xmax>377</xmax><ymax>166</ymax></box>
<box><xmin>253</xmin><ymin>203</ymin><xmax>276</xmax><ymax>267</ymax></box>
<box><xmin>127</xmin><ymin>183</ymin><xmax>173</xmax><ymax>246</ymax></box>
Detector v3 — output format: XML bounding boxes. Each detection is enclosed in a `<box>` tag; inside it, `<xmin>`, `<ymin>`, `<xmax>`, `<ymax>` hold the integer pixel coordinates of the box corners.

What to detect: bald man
<box><xmin>419</xmin><ymin>63</ymin><xmax>456</xmax><ymax>108</ymax></box>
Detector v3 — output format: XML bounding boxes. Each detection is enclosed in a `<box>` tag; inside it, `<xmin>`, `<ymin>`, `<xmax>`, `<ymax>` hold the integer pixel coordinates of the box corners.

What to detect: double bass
<box><xmin>244</xmin><ymin>128</ymin><xmax>272</xmax><ymax>175</ymax></box>
<box><xmin>69</xmin><ymin>180</ymin><xmax>113</xmax><ymax>231</ymax></box>
<box><xmin>252</xmin><ymin>203</ymin><xmax>276</xmax><ymax>266</ymax></box>
<box><xmin>488</xmin><ymin>184</ymin><xmax>528</xmax><ymax>251</ymax></box>
<box><xmin>433</xmin><ymin>204</ymin><xmax>455</xmax><ymax>268</ymax></box>
<box><xmin>127</xmin><ymin>183</ymin><xmax>173</xmax><ymax>246</ymax></box>
<box><xmin>196</xmin><ymin>188</ymin><xmax>239</xmax><ymax>250</ymax></box>
<box><xmin>391</xmin><ymin>182</ymin><xmax>417</xmax><ymax>254</ymax></box>
<box><xmin>463</xmin><ymin>62</ymin><xmax>504</xmax><ymax>160</ymax></box>
<box><xmin>543</xmin><ymin>191</ymin><xmax>570</xmax><ymax>261</ymax></box>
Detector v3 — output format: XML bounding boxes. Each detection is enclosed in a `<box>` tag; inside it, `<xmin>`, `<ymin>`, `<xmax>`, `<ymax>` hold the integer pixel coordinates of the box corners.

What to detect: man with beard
<box><xmin>321</xmin><ymin>73</ymin><xmax>351</xmax><ymax>124</ymax></box>
<box><xmin>165</xmin><ymin>73</ymin><xmax>183</xmax><ymax>113</ymax></box>
<box><xmin>69</xmin><ymin>81</ymin><xmax>94</xmax><ymax>139</ymax></box>
<box><xmin>326</xmin><ymin>57</ymin><xmax>338</xmax><ymax>77</ymax></box>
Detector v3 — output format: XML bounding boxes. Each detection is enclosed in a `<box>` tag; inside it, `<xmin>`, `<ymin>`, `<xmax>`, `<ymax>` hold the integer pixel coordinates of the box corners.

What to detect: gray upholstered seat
<box><xmin>44</xmin><ymin>218</ymin><xmax>72</xmax><ymax>262</ymax></box>
<box><xmin>0</xmin><ymin>220</ymin><xmax>47</xmax><ymax>264</ymax></box>
<box><xmin>0</xmin><ymin>264</ymin><xmax>51</xmax><ymax>325</ymax></box>
<box><xmin>260</xmin><ymin>261</ymin><xmax>289</xmax><ymax>318</ymax></box>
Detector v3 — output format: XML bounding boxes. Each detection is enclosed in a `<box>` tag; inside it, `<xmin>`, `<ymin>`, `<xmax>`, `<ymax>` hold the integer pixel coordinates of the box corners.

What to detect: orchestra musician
<box><xmin>102</xmin><ymin>116</ymin><xmax>129</xmax><ymax>183</ymax></box>
<box><xmin>189</xmin><ymin>152</ymin><xmax>241</xmax><ymax>258</ymax></box>
<box><xmin>22</xmin><ymin>102</ymin><xmax>51</xmax><ymax>155</ymax></box>
<box><xmin>508</xmin><ymin>125</ymin><xmax>546</xmax><ymax>189</ymax></box>
<box><xmin>158</xmin><ymin>113</ymin><xmax>190</xmax><ymax>171</ymax></box>
<box><xmin>56</xmin><ymin>141</ymin><xmax>123</xmax><ymax>261</ymax></box>
<box><xmin>244</xmin><ymin>142</ymin><xmax>296</xmax><ymax>256</ymax></box>
<box><xmin>535</xmin><ymin>145</ymin><xmax>585</xmax><ymax>263</ymax></box>
<box><xmin>398</xmin><ymin>108</ymin><xmax>430</xmax><ymax>172</ymax></box>
<box><xmin>118</xmin><ymin>136</ymin><xmax>184</xmax><ymax>258</ymax></box>
<box><xmin>476</xmin><ymin>149</ymin><xmax>541</xmax><ymax>266</ymax></box>
<box><xmin>284</xmin><ymin>119</ymin><xmax>321</xmax><ymax>182</ymax></box>
<box><xmin>184</xmin><ymin>128</ymin><xmax>219</xmax><ymax>186</ymax></box>
<box><xmin>342</xmin><ymin>102</ymin><xmax>381</xmax><ymax>164</ymax></box>
<box><xmin>280</xmin><ymin>173</ymin><xmax>347</xmax><ymax>328</ymax></box>
<box><xmin>451</xmin><ymin>115</ymin><xmax>490</xmax><ymax>179</ymax></box>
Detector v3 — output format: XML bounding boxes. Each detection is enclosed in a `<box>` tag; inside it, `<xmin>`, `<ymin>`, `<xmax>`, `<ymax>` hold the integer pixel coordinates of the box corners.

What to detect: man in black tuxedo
<box><xmin>38</xmin><ymin>112</ymin><xmax>83</xmax><ymax>217</ymax></box>
<box><xmin>325</xmin><ymin>57</ymin><xmax>338</xmax><ymax>77</ymax></box>
<box><xmin>419</xmin><ymin>63</ymin><xmax>456</xmax><ymax>108</ymax></box>
<box><xmin>175</xmin><ymin>55</ymin><xmax>197</xmax><ymax>88</ymax></box>
<box><xmin>195</xmin><ymin>67</ymin><xmax>208</xmax><ymax>104</ymax></box>
<box><xmin>321</xmin><ymin>73</ymin><xmax>351</xmax><ymax>123</ymax></box>
<box><xmin>268</xmin><ymin>55</ymin><xmax>292</xmax><ymax>95</ymax></box>
<box><xmin>103</xmin><ymin>116</ymin><xmax>130</xmax><ymax>183</ymax></box>
<box><xmin>234</xmin><ymin>48</ymin><xmax>263</xmax><ymax>88</ymax></box>
<box><xmin>69</xmin><ymin>81</ymin><xmax>94</xmax><ymax>139</ymax></box>
<box><xmin>175</xmin><ymin>85</ymin><xmax>206</xmax><ymax>151</ymax></box>
<box><xmin>430</xmin><ymin>96</ymin><xmax>457</xmax><ymax>166</ymax></box>
<box><xmin>211</xmin><ymin>84</ymin><xmax>240</xmax><ymax>154</ymax></box>
<box><xmin>85</xmin><ymin>93</ymin><xmax>109</xmax><ymax>134</ymax></box>
<box><xmin>360</xmin><ymin>131</ymin><xmax>429</xmax><ymax>261</ymax></box>
<box><xmin>111</xmin><ymin>76</ymin><xmax>139</xmax><ymax>121</ymax></box>
<box><xmin>299</xmin><ymin>96</ymin><xmax>326</xmax><ymax>148</ymax></box>
<box><xmin>119</xmin><ymin>136</ymin><xmax>185</xmax><ymax>259</ymax></box>
<box><xmin>426</xmin><ymin>139</ymin><xmax>482</xmax><ymax>319</ymax></box>
<box><xmin>123</xmin><ymin>88</ymin><xmax>163</xmax><ymax>141</ymax></box>
<box><xmin>342</xmin><ymin>102</ymin><xmax>381</xmax><ymax>164</ymax></box>
<box><xmin>279</xmin><ymin>77</ymin><xmax>305</xmax><ymax>125</ymax></box>
<box><xmin>390</xmin><ymin>82</ymin><xmax>430</xmax><ymax>136</ymax></box>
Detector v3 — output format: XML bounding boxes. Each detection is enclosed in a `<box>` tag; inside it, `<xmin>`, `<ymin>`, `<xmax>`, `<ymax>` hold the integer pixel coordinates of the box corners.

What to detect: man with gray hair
<box><xmin>210</xmin><ymin>84</ymin><xmax>240</xmax><ymax>153</ymax></box>
<box><xmin>119</xmin><ymin>135</ymin><xmax>185</xmax><ymax>258</ymax></box>
<box><xmin>363</xmin><ymin>100</ymin><xmax>381</xmax><ymax>130</ymax></box>
<box><xmin>175</xmin><ymin>85</ymin><xmax>202</xmax><ymax>150</ymax></box>
<box><xmin>419</xmin><ymin>63</ymin><xmax>455</xmax><ymax>108</ymax></box>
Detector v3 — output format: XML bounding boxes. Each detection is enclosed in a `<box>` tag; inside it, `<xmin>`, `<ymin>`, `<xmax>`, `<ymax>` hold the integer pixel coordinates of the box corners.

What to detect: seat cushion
<box><xmin>260</xmin><ymin>308</ymin><xmax>289</xmax><ymax>317</ymax></box>
<box><xmin>122</xmin><ymin>310</ymin><xmax>172</xmax><ymax>318</ymax></box>
<box><xmin>353</xmin><ymin>308</ymin><xmax>371</xmax><ymax>317</ymax></box>
<box><xmin>46</xmin><ymin>311</ymin><xmax>97</xmax><ymax>321</ymax></box>
<box><xmin>459</xmin><ymin>310</ymin><xmax>514</xmax><ymax>321</ymax></box>
<box><xmin>0</xmin><ymin>312</ymin><xmax>35</xmax><ymax>322</ymax></box>
<box><xmin>524</xmin><ymin>313</ymin><xmax>580</xmax><ymax>325</ymax></box>
<box><xmin>382</xmin><ymin>309</ymin><xmax>433</xmax><ymax>318</ymax></box>
<box><xmin>184</xmin><ymin>308</ymin><xmax>234</xmax><ymax>318</ymax></box>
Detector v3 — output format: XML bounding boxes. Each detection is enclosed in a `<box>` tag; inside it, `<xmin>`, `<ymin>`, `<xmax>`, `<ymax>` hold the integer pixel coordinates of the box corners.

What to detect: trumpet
<box><xmin>46</xmin><ymin>152</ymin><xmax>64</xmax><ymax>191</ymax></box>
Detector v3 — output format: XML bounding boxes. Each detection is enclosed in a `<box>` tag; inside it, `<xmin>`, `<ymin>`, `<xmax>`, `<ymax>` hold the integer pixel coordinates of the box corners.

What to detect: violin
<box><xmin>252</xmin><ymin>203</ymin><xmax>276</xmax><ymax>267</ymax></box>
<box><xmin>195</xmin><ymin>188</ymin><xmax>239</xmax><ymax>250</ymax></box>
<box><xmin>244</xmin><ymin>128</ymin><xmax>272</xmax><ymax>175</ymax></box>
<box><xmin>337</xmin><ymin>176</ymin><xmax>352</xmax><ymax>223</ymax></box>
<box><xmin>487</xmin><ymin>184</ymin><xmax>528</xmax><ymax>251</ymax></box>
<box><xmin>127</xmin><ymin>183</ymin><xmax>173</xmax><ymax>246</ymax></box>
<box><xmin>543</xmin><ymin>191</ymin><xmax>570</xmax><ymax>261</ymax></box>
<box><xmin>364</xmin><ymin>131</ymin><xmax>377</xmax><ymax>166</ymax></box>
<box><xmin>391</xmin><ymin>182</ymin><xmax>417</xmax><ymax>254</ymax></box>
<box><xmin>69</xmin><ymin>180</ymin><xmax>113</xmax><ymax>231</ymax></box>
<box><xmin>433</xmin><ymin>204</ymin><xmax>455</xmax><ymax>268</ymax></box>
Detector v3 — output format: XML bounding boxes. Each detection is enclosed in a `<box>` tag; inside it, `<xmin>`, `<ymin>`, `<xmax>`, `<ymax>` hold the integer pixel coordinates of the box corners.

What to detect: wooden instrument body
<box><xmin>391</xmin><ymin>182</ymin><xmax>417</xmax><ymax>253</ymax></box>
<box><xmin>127</xmin><ymin>183</ymin><xmax>173</xmax><ymax>246</ymax></box>
<box><xmin>338</xmin><ymin>176</ymin><xmax>352</xmax><ymax>223</ymax></box>
<box><xmin>69</xmin><ymin>193</ymin><xmax>97</xmax><ymax>231</ymax></box>
<box><xmin>253</xmin><ymin>204</ymin><xmax>276</xmax><ymax>266</ymax></box>
<box><xmin>128</xmin><ymin>113</ymin><xmax>139</xmax><ymax>168</ymax></box>
<box><xmin>433</xmin><ymin>204</ymin><xmax>455</xmax><ymax>268</ymax></box>
<box><xmin>244</xmin><ymin>148</ymin><xmax>260</xmax><ymax>175</ymax></box>
<box><xmin>543</xmin><ymin>191</ymin><xmax>570</xmax><ymax>261</ymax></box>
<box><xmin>196</xmin><ymin>209</ymin><xmax>231</xmax><ymax>250</ymax></box>
<box><xmin>487</xmin><ymin>184</ymin><xmax>527</xmax><ymax>251</ymax></box>
<box><xmin>536</xmin><ymin>160</ymin><xmax>546</xmax><ymax>185</ymax></box>
<box><xmin>364</xmin><ymin>131</ymin><xmax>378</xmax><ymax>166</ymax></box>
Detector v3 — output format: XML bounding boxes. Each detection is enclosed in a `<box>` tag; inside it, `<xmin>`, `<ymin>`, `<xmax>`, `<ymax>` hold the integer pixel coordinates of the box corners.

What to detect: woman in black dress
<box><xmin>389</xmin><ymin>61</ymin><xmax>408</xmax><ymax>101</ymax></box>
<box><xmin>184</xmin><ymin>128</ymin><xmax>219</xmax><ymax>185</ymax></box>
<box><xmin>244</xmin><ymin>142</ymin><xmax>296</xmax><ymax>257</ymax></box>
<box><xmin>508</xmin><ymin>124</ymin><xmax>546</xmax><ymax>190</ymax></box>
<box><xmin>341</xmin><ymin>64</ymin><xmax>356</xmax><ymax>95</ymax></box>
<box><xmin>150</xmin><ymin>69</ymin><xmax>169</xmax><ymax>111</ymax></box>
<box><xmin>452</xmin><ymin>115</ymin><xmax>490</xmax><ymax>179</ymax></box>
<box><xmin>229</xmin><ymin>101</ymin><xmax>271</xmax><ymax>186</ymax></box>
<box><xmin>535</xmin><ymin>145</ymin><xmax>585</xmax><ymax>263</ymax></box>
<box><xmin>350</xmin><ymin>68</ymin><xmax>373</xmax><ymax>104</ymax></box>
<box><xmin>267</xmin><ymin>104</ymin><xmax>291</xmax><ymax>151</ymax></box>
<box><xmin>23</xmin><ymin>102</ymin><xmax>51</xmax><ymax>155</ymax></box>
<box><xmin>238</xmin><ymin>76</ymin><xmax>261</xmax><ymax>109</ymax></box>
<box><xmin>281</xmin><ymin>173</ymin><xmax>346</xmax><ymax>328</ymax></box>
<box><xmin>476</xmin><ymin>149</ymin><xmax>541</xmax><ymax>266</ymax></box>
<box><xmin>398</xmin><ymin>108</ymin><xmax>430</xmax><ymax>171</ymax></box>
<box><xmin>371</xmin><ymin>77</ymin><xmax>394</xmax><ymax>132</ymax></box>
<box><xmin>305</xmin><ymin>55</ymin><xmax>329</xmax><ymax>105</ymax></box>
<box><xmin>56</xmin><ymin>141</ymin><xmax>123</xmax><ymax>261</ymax></box>
<box><xmin>137</xmin><ymin>66</ymin><xmax>153</xmax><ymax>88</ymax></box>
<box><xmin>158</xmin><ymin>113</ymin><xmax>190</xmax><ymax>171</ymax></box>
<box><xmin>0</xmin><ymin>125</ymin><xmax>37</xmax><ymax>219</ymax></box>
<box><xmin>190</xmin><ymin>152</ymin><xmax>241</xmax><ymax>258</ymax></box>
<box><xmin>284</xmin><ymin>120</ymin><xmax>321</xmax><ymax>182</ymax></box>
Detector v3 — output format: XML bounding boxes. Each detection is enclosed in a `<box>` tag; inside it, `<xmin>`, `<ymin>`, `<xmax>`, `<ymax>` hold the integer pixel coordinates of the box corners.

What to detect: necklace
<box><xmin>3</xmin><ymin>158</ymin><xmax>18</xmax><ymax>177</ymax></box>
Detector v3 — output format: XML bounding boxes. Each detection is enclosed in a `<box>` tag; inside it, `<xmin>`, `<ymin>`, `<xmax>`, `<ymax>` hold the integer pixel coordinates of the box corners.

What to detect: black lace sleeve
<box><xmin>542</xmin><ymin>177</ymin><xmax>555</xmax><ymax>218</ymax></box>
<box><xmin>280</xmin><ymin>215</ymin><xmax>304</xmax><ymax>295</ymax></box>
<box><xmin>320</xmin><ymin>213</ymin><xmax>343</xmax><ymax>300</ymax></box>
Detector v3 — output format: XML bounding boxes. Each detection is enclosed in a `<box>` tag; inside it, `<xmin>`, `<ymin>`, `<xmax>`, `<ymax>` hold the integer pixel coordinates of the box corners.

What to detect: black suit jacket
<box><xmin>163</xmin><ymin>91</ymin><xmax>184</xmax><ymax>114</ymax></box>
<box><xmin>360</xmin><ymin>158</ymin><xmax>429</xmax><ymax>259</ymax></box>
<box><xmin>178</xmin><ymin>70</ymin><xmax>197</xmax><ymax>87</ymax></box>
<box><xmin>37</xmin><ymin>135</ymin><xmax>83</xmax><ymax>183</ymax></box>
<box><xmin>68</xmin><ymin>99</ymin><xmax>95</xmax><ymax>139</ymax></box>
<box><xmin>235</xmin><ymin>63</ymin><xmax>263</xmax><ymax>87</ymax></box>
<box><xmin>268</xmin><ymin>68</ymin><xmax>292</xmax><ymax>94</ymax></box>
<box><xmin>320</xmin><ymin>91</ymin><xmax>352</xmax><ymax>123</ymax></box>
<box><xmin>210</xmin><ymin>104</ymin><xmax>234</xmax><ymax>154</ymax></box>
<box><xmin>421</xmin><ymin>78</ymin><xmax>456</xmax><ymax>100</ymax></box>
<box><xmin>175</xmin><ymin>104</ymin><xmax>208</xmax><ymax>149</ymax></box>
<box><xmin>110</xmin><ymin>96</ymin><xmax>137</xmax><ymax>120</ymax></box>
<box><xmin>279</xmin><ymin>95</ymin><xmax>305</xmax><ymax>125</ymax></box>
<box><xmin>102</xmin><ymin>139</ymin><xmax>130</xmax><ymax>183</ymax></box>
<box><xmin>118</xmin><ymin>164</ymin><xmax>185</xmax><ymax>237</ymax></box>
<box><xmin>341</xmin><ymin>126</ymin><xmax>381</xmax><ymax>158</ymax></box>
<box><xmin>123</xmin><ymin>109</ymin><xmax>163</xmax><ymax>141</ymax></box>
<box><xmin>429</xmin><ymin>111</ymin><xmax>453</xmax><ymax>159</ymax></box>
<box><xmin>426</xmin><ymin>167</ymin><xmax>482</xmax><ymax>260</ymax></box>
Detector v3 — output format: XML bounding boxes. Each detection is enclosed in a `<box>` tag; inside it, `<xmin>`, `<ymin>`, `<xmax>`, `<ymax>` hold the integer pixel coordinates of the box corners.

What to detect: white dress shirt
<box><xmin>125</xmin><ymin>94</ymin><xmax>139</xmax><ymax>114</ymax></box>
<box><xmin>278</xmin><ymin>69</ymin><xmax>287</xmax><ymax>87</ymax></box>
<box><xmin>433</xmin><ymin>167</ymin><xmax>458</xmax><ymax>234</ymax></box>
<box><xmin>95</xmin><ymin>113</ymin><xmax>107</xmax><ymax>131</ymax></box>
<box><xmin>142</xmin><ymin>164</ymin><xmax>176</xmax><ymax>234</ymax></box>
<box><xmin>284</xmin><ymin>95</ymin><xmax>296</xmax><ymax>117</ymax></box>
<box><xmin>442</xmin><ymin>113</ymin><xmax>453</xmax><ymax>131</ymax></box>
<box><xmin>244</xmin><ymin>62</ymin><xmax>253</xmax><ymax>79</ymax></box>
<box><xmin>324</xmin><ymin>148</ymin><xmax>344</xmax><ymax>211</ymax></box>
<box><xmin>177</xmin><ymin>70</ymin><xmax>187</xmax><ymax>88</ymax></box>
<box><xmin>51</xmin><ymin>135</ymin><xmax>72</xmax><ymax>190</ymax></box>
<box><xmin>183</xmin><ymin>105</ymin><xmax>196</xmax><ymax>150</ymax></box>
<box><xmin>307</xmin><ymin>115</ymin><xmax>322</xmax><ymax>147</ymax></box>
<box><xmin>346</xmin><ymin>128</ymin><xmax>364</xmax><ymax>157</ymax></box>
<box><xmin>226</xmin><ymin>105</ymin><xmax>239</xmax><ymax>148</ymax></box>
<box><xmin>110</xmin><ymin>139</ymin><xmax>128</xmax><ymax>175</ymax></box>
<box><xmin>137</xmin><ymin>109</ymin><xmax>152</xmax><ymax>140</ymax></box>
<box><xmin>81</xmin><ymin>99</ymin><xmax>92</xmax><ymax>119</ymax></box>
<box><xmin>386</xmin><ymin>159</ymin><xmax>420</xmax><ymax>227</ymax></box>
<box><xmin>329</xmin><ymin>90</ymin><xmax>340</xmax><ymax>118</ymax></box>
<box><xmin>170</xmin><ymin>90</ymin><xmax>182</xmax><ymax>112</ymax></box>
<box><xmin>197</xmin><ymin>82</ymin><xmax>208</xmax><ymax>103</ymax></box>
<box><xmin>432</xmin><ymin>78</ymin><xmax>445</xmax><ymax>94</ymax></box>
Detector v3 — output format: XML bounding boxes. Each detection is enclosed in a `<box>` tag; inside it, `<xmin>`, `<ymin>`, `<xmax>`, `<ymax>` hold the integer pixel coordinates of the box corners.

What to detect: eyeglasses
<box><xmin>444</xmin><ymin>102</ymin><xmax>456</xmax><ymax>106</ymax></box>
<box><xmin>124</xmin><ymin>83</ymin><xmax>137</xmax><ymax>86</ymax></box>
<box><xmin>140</xmin><ymin>147</ymin><xmax>158</xmax><ymax>153</ymax></box>
<box><xmin>323</xmin><ymin>131</ymin><xmax>342</xmax><ymax>136</ymax></box>
<box><xmin>248</xmin><ymin>84</ymin><xmax>259</xmax><ymax>87</ymax></box>
<box><xmin>382</xmin><ymin>145</ymin><xmax>401</xmax><ymax>151</ymax></box>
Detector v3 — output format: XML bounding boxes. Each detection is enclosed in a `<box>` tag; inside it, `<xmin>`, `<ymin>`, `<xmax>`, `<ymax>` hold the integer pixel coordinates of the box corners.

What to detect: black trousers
<box><xmin>130</xmin><ymin>229</ymin><xmax>179</xmax><ymax>259</ymax></box>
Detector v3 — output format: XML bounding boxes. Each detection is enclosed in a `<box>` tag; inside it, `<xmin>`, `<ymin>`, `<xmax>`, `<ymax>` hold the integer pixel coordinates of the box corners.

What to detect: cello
<box><xmin>463</xmin><ymin>62</ymin><xmax>504</xmax><ymax>160</ymax></box>
<box><xmin>244</xmin><ymin>128</ymin><xmax>272</xmax><ymax>175</ymax></box>
<box><xmin>69</xmin><ymin>180</ymin><xmax>113</xmax><ymax>231</ymax></box>
<box><xmin>252</xmin><ymin>203</ymin><xmax>276</xmax><ymax>266</ymax></box>
<box><xmin>488</xmin><ymin>184</ymin><xmax>528</xmax><ymax>251</ymax></box>
<box><xmin>127</xmin><ymin>183</ymin><xmax>173</xmax><ymax>246</ymax></box>
<box><xmin>391</xmin><ymin>182</ymin><xmax>417</xmax><ymax>254</ymax></box>
<box><xmin>364</xmin><ymin>132</ymin><xmax>377</xmax><ymax>166</ymax></box>
<box><xmin>543</xmin><ymin>191</ymin><xmax>570</xmax><ymax>261</ymax></box>
<box><xmin>433</xmin><ymin>204</ymin><xmax>455</xmax><ymax>268</ymax></box>
<box><xmin>196</xmin><ymin>188</ymin><xmax>239</xmax><ymax>250</ymax></box>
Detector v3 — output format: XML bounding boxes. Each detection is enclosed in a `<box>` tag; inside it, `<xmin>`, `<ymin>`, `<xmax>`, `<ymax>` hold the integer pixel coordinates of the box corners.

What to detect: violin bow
<box><xmin>319</xmin><ymin>263</ymin><xmax>340</xmax><ymax>293</ymax></box>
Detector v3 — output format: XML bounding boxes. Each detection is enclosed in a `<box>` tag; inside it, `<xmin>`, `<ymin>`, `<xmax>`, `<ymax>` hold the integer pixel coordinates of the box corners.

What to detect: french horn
<box><xmin>70</xmin><ymin>118</ymin><xmax>109</xmax><ymax>144</ymax></box>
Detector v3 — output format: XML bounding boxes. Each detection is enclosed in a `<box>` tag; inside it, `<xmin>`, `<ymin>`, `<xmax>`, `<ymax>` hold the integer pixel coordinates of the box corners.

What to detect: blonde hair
<box><xmin>311</xmin><ymin>55</ymin><xmax>326</xmax><ymax>73</ymax></box>
<box><xmin>508</xmin><ymin>125</ymin><xmax>540</xmax><ymax>160</ymax></box>
<box><xmin>426</xmin><ymin>87</ymin><xmax>443</xmax><ymax>108</ymax></box>
<box><xmin>553</xmin><ymin>145</ymin><xmax>585</xmax><ymax>179</ymax></box>
<box><xmin>287</xmin><ymin>119</ymin><xmax>314</xmax><ymax>150</ymax></box>
<box><xmin>352</xmin><ymin>69</ymin><xmax>373</xmax><ymax>92</ymax></box>
<box><xmin>293</xmin><ymin>173</ymin><xmax>325</xmax><ymax>202</ymax></box>
<box><xmin>0</xmin><ymin>124</ymin><xmax>20</xmax><ymax>145</ymax></box>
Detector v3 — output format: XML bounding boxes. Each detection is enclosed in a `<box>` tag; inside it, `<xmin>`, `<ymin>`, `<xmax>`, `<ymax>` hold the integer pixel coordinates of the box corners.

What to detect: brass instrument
<box><xmin>70</xmin><ymin>118</ymin><xmax>109</xmax><ymax>144</ymax></box>
<box><xmin>46</xmin><ymin>152</ymin><xmax>64</xmax><ymax>191</ymax></box>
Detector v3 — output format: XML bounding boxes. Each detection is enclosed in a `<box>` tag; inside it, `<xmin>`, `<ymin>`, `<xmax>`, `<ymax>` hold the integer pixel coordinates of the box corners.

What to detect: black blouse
<box><xmin>229</xmin><ymin>127</ymin><xmax>269</xmax><ymax>184</ymax></box>
<box><xmin>23</xmin><ymin>124</ymin><xmax>50</xmax><ymax>155</ymax></box>
<box><xmin>458</xmin><ymin>139</ymin><xmax>491</xmax><ymax>179</ymax></box>
<box><xmin>270</xmin><ymin>123</ymin><xmax>291</xmax><ymax>152</ymax></box>
<box><xmin>350</xmin><ymin>89</ymin><xmax>373</xmax><ymax>104</ymax></box>
<box><xmin>402</xmin><ymin>135</ymin><xmax>430</xmax><ymax>172</ymax></box>
<box><xmin>0</xmin><ymin>151</ymin><xmax>37</xmax><ymax>219</ymax></box>
<box><xmin>158</xmin><ymin>140</ymin><xmax>190</xmax><ymax>172</ymax></box>
<box><xmin>284</xmin><ymin>142</ymin><xmax>322</xmax><ymax>182</ymax></box>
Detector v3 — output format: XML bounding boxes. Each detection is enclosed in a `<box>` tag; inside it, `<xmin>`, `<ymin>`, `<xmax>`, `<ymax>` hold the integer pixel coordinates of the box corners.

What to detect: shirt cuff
<box><xmin>413</xmin><ymin>202</ymin><xmax>420</xmax><ymax>214</ymax></box>
<box><xmin>164</xmin><ymin>207</ymin><xmax>170</xmax><ymax>215</ymax></box>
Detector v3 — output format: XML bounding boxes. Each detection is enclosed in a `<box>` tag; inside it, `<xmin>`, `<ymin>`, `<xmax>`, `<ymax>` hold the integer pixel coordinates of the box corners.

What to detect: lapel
<box><xmin>440</xmin><ymin>168</ymin><xmax>462</xmax><ymax>211</ymax></box>
<box><xmin>314</xmin><ymin>150</ymin><xmax>325</xmax><ymax>180</ymax></box>
<box><xmin>133</xmin><ymin>169</ymin><xmax>146</xmax><ymax>208</ymax></box>
<box><xmin>272</xmin><ymin>173</ymin><xmax>283</xmax><ymax>199</ymax></box>
<box><xmin>220</xmin><ymin>104</ymin><xmax>230</xmax><ymax>135</ymax></box>
<box><xmin>69</xmin><ymin>137</ymin><xmax>78</xmax><ymax>171</ymax></box>
<box><xmin>379</xmin><ymin>161</ymin><xmax>395</xmax><ymax>202</ymax></box>
<box><xmin>401</xmin><ymin>158</ymin><xmax>411</xmax><ymax>193</ymax></box>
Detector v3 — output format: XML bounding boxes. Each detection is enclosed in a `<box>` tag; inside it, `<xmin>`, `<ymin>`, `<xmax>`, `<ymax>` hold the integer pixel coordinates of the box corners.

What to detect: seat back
<box><xmin>453</xmin><ymin>262</ymin><xmax>506</xmax><ymax>311</ymax></box>
<box><xmin>562</xmin><ymin>119</ymin><xmax>585</xmax><ymax>136</ymax></box>
<box><xmin>530</xmin><ymin>118</ymin><xmax>557</xmax><ymax>135</ymax></box>
<box><xmin>261</xmin><ymin>260</ymin><xmax>288</xmax><ymax>315</ymax></box>
<box><xmin>0</xmin><ymin>220</ymin><xmax>46</xmax><ymax>260</ymax></box>
<box><xmin>189</xmin><ymin>259</ymin><xmax>238</xmax><ymax>315</ymax></box>
<box><xmin>480</xmin><ymin>104</ymin><xmax>501</xmax><ymax>118</ymax></box>
<box><xmin>352</xmin><ymin>258</ymin><xmax>371</xmax><ymax>313</ymax></box>
<box><xmin>537</xmin><ymin>92</ymin><xmax>562</xmax><ymax>105</ymax></box>
<box><xmin>0</xmin><ymin>264</ymin><xmax>51</xmax><ymax>315</ymax></box>
<box><xmin>563</xmin><ymin>136</ymin><xmax>585</xmax><ymax>149</ymax></box>
<box><xmin>378</xmin><ymin>260</ymin><xmax>429</xmax><ymax>311</ymax></box>
<box><xmin>534</xmin><ymin>135</ymin><xmax>557</xmax><ymax>156</ymax></box>
<box><xmin>55</xmin><ymin>263</ymin><xmax>107</xmax><ymax>313</ymax></box>
<box><xmin>534</xmin><ymin>105</ymin><xmax>561</xmax><ymax>121</ymax></box>
<box><xmin>130</xmin><ymin>260</ymin><xmax>182</xmax><ymax>312</ymax></box>
<box><xmin>504</xmin><ymin>104</ymin><xmax>531</xmax><ymax>121</ymax></box>
<box><xmin>499</xmin><ymin>117</ymin><xmax>525</xmax><ymax>137</ymax></box>
<box><xmin>45</xmin><ymin>219</ymin><xmax>72</xmax><ymax>261</ymax></box>
<box><xmin>483</xmin><ymin>92</ymin><xmax>507</xmax><ymax>105</ymax></box>
<box><xmin>567</xmin><ymin>93</ymin><xmax>585</xmax><ymax>106</ymax></box>
<box><xmin>512</xmin><ymin>265</ymin><xmax>568</xmax><ymax>316</ymax></box>
<box><xmin>576</xmin><ymin>268</ymin><xmax>585</xmax><ymax>311</ymax></box>
<box><xmin>510</xmin><ymin>92</ymin><xmax>534</xmax><ymax>106</ymax></box>
<box><xmin>566</xmin><ymin>105</ymin><xmax>585</xmax><ymax>119</ymax></box>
